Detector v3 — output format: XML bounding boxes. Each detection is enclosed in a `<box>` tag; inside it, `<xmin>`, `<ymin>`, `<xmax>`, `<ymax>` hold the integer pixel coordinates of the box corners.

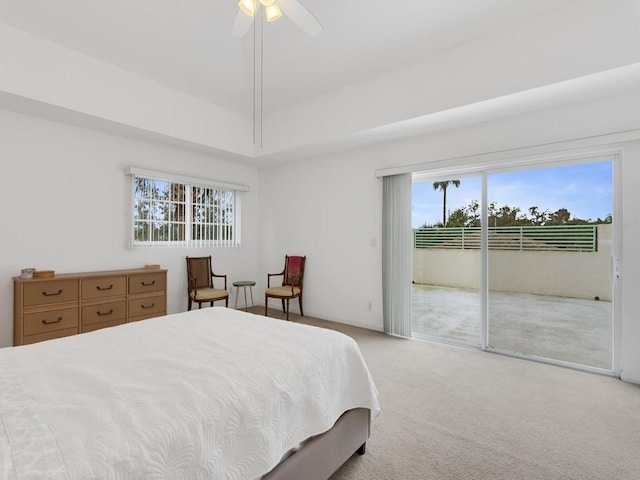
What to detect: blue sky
<box><xmin>412</xmin><ymin>160</ymin><xmax>613</xmax><ymax>228</ymax></box>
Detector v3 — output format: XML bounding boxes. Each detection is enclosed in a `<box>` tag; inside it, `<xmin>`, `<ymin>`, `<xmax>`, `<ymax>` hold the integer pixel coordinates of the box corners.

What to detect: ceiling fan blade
<box><xmin>232</xmin><ymin>9</ymin><xmax>254</xmax><ymax>39</ymax></box>
<box><xmin>278</xmin><ymin>0</ymin><xmax>324</xmax><ymax>37</ymax></box>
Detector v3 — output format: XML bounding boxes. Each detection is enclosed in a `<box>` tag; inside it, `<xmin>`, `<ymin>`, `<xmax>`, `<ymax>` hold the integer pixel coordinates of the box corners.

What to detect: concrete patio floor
<box><xmin>412</xmin><ymin>284</ymin><xmax>612</xmax><ymax>370</ymax></box>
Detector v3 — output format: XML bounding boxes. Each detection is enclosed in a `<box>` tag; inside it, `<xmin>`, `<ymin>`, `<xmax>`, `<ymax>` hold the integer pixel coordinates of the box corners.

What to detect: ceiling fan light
<box><xmin>259</xmin><ymin>0</ymin><xmax>276</xmax><ymax>6</ymax></box>
<box><xmin>238</xmin><ymin>0</ymin><xmax>257</xmax><ymax>17</ymax></box>
<box><xmin>264</xmin><ymin>3</ymin><xmax>282</xmax><ymax>22</ymax></box>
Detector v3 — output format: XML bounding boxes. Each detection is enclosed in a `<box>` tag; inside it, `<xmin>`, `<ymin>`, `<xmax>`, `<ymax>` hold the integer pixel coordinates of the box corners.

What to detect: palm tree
<box><xmin>432</xmin><ymin>180</ymin><xmax>461</xmax><ymax>227</ymax></box>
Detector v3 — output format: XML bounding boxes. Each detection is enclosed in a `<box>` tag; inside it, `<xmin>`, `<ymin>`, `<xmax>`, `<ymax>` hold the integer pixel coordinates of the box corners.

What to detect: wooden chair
<box><xmin>186</xmin><ymin>256</ymin><xmax>229</xmax><ymax>310</ymax></box>
<box><xmin>265</xmin><ymin>255</ymin><xmax>306</xmax><ymax>321</ymax></box>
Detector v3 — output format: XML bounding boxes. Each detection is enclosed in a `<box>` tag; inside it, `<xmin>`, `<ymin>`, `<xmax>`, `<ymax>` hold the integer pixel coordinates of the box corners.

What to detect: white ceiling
<box><xmin>0</xmin><ymin>0</ymin><xmax>577</xmax><ymax>118</ymax></box>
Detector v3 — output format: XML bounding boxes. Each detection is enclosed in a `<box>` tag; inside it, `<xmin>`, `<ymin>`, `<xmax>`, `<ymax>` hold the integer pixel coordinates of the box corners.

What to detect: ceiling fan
<box><xmin>232</xmin><ymin>0</ymin><xmax>324</xmax><ymax>38</ymax></box>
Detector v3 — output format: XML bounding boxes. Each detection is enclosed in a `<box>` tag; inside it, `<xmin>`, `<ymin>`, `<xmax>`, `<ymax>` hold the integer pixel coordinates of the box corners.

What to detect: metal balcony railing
<box><xmin>413</xmin><ymin>225</ymin><xmax>598</xmax><ymax>252</ymax></box>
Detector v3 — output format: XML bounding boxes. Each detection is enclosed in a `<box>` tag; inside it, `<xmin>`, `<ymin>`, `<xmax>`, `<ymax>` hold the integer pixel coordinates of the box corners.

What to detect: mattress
<box><xmin>0</xmin><ymin>307</ymin><xmax>380</xmax><ymax>479</ymax></box>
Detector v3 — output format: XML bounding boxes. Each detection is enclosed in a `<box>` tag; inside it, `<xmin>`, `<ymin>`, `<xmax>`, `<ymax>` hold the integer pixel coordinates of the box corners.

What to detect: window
<box><xmin>129</xmin><ymin>168</ymin><xmax>246</xmax><ymax>247</ymax></box>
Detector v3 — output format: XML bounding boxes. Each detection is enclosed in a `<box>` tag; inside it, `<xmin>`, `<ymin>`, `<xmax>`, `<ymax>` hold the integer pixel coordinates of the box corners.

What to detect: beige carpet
<box><xmin>258</xmin><ymin>307</ymin><xmax>640</xmax><ymax>480</ymax></box>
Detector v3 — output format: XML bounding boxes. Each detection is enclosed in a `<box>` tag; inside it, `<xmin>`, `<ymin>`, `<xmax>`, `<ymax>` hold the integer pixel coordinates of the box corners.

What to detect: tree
<box><xmin>528</xmin><ymin>206</ymin><xmax>548</xmax><ymax>226</ymax></box>
<box><xmin>418</xmin><ymin>195</ymin><xmax>612</xmax><ymax>229</ymax></box>
<box><xmin>446</xmin><ymin>200</ymin><xmax>481</xmax><ymax>228</ymax></box>
<box><xmin>432</xmin><ymin>179</ymin><xmax>461</xmax><ymax>227</ymax></box>
<box><xmin>492</xmin><ymin>205</ymin><xmax>525</xmax><ymax>227</ymax></box>
<box><xmin>446</xmin><ymin>206</ymin><xmax>470</xmax><ymax>227</ymax></box>
<box><xmin>547</xmin><ymin>208</ymin><xmax>571</xmax><ymax>225</ymax></box>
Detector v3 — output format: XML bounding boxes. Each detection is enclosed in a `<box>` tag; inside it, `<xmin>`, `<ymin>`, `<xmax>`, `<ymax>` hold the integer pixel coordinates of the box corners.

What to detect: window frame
<box><xmin>127</xmin><ymin>167</ymin><xmax>248</xmax><ymax>248</ymax></box>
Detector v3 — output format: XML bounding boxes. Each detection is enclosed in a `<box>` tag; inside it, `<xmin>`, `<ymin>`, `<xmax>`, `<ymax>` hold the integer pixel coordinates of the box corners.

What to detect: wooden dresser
<box><xmin>13</xmin><ymin>268</ymin><xmax>167</xmax><ymax>346</ymax></box>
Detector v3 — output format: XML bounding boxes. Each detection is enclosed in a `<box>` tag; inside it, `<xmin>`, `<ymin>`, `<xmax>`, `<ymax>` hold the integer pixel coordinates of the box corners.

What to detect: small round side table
<box><xmin>233</xmin><ymin>280</ymin><xmax>256</xmax><ymax>311</ymax></box>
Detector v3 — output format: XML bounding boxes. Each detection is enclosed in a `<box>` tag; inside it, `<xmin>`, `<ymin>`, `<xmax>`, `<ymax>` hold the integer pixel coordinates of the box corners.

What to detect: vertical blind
<box><xmin>382</xmin><ymin>173</ymin><xmax>412</xmax><ymax>338</ymax></box>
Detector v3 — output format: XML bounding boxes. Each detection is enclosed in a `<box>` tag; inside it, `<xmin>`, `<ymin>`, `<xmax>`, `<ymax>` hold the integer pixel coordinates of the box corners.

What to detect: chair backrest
<box><xmin>283</xmin><ymin>255</ymin><xmax>306</xmax><ymax>288</ymax></box>
<box><xmin>186</xmin><ymin>256</ymin><xmax>213</xmax><ymax>290</ymax></box>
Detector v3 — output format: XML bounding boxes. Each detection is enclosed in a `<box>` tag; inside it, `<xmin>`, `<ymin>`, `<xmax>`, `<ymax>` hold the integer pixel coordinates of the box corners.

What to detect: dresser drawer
<box><xmin>23</xmin><ymin>279</ymin><xmax>79</xmax><ymax>307</ymax></box>
<box><xmin>24</xmin><ymin>307</ymin><xmax>79</xmax><ymax>336</ymax></box>
<box><xmin>81</xmin><ymin>276</ymin><xmax>127</xmax><ymax>300</ymax></box>
<box><xmin>129</xmin><ymin>272</ymin><xmax>166</xmax><ymax>294</ymax></box>
<box><xmin>82</xmin><ymin>300</ymin><xmax>127</xmax><ymax>327</ymax></box>
<box><xmin>128</xmin><ymin>296</ymin><xmax>165</xmax><ymax>318</ymax></box>
<box><xmin>22</xmin><ymin>328</ymin><xmax>78</xmax><ymax>345</ymax></box>
<box><xmin>82</xmin><ymin>318</ymin><xmax>126</xmax><ymax>333</ymax></box>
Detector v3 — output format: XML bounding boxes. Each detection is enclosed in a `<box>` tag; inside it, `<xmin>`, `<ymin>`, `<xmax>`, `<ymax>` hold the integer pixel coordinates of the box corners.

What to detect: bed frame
<box><xmin>262</xmin><ymin>408</ymin><xmax>371</xmax><ymax>480</ymax></box>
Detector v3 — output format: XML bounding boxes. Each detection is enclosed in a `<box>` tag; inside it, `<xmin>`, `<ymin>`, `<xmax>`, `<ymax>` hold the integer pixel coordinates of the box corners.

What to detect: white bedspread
<box><xmin>0</xmin><ymin>308</ymin><xmax>379</xmax><ymax>479</ymax></box>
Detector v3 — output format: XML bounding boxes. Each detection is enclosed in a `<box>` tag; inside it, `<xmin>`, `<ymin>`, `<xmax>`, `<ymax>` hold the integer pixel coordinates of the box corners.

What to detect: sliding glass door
<box><xmin>411</xmin><ymin>174</ymin><xmax>482</xmax><ymax>347</ymax></box>
<box><xmin>412</xmin><ymin>156</ymin><xmax>616</xmax><ymax>372</ymax></box>
<box><xmin>486</xmin><ymin>161</ymin><xmax>614</xmax><ymax>370</ymax></box>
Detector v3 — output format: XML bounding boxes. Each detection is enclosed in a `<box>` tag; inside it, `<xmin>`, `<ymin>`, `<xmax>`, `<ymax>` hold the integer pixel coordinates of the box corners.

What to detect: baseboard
<box><xmin>620</xmin><ymin>371</ymin><xmax>640</xmax><ymax>385</ymax></box>
<box><xmin>298</xmin><ymin>309</ymin><xmax>384</xmax><ymax>333</ymax></box>
<box><xmin>256</xmin><ymin>302</ymin><xmax>383</xmax><ymax>333</ymax></box>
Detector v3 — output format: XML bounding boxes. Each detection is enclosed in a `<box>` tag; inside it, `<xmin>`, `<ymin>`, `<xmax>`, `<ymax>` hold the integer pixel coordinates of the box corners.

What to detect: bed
<box><xmin>0</xmin><ymin>307</ymin><xmax>380</xmax><ymax>479</ymax></box>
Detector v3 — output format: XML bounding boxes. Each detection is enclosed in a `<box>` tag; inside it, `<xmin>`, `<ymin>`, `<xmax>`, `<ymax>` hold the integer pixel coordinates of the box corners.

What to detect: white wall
<box><xmin>0</xmin><ymin>109</ymin><xmax>259</xmax><ymax>347</ymax></box>
<box><xmin>257</xmin><ymin>153</ymin><xmax>384</xmax><ymax>330</ymax></box>
<box><xmin>258</xmin><ymin>89</ymin><xmax>640</xmax><ymax>381</ymax></box>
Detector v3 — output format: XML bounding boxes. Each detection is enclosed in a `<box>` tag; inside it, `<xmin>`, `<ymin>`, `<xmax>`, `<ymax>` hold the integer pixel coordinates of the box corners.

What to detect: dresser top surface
<box><xmin>13</xmin><ymin>268</ymin><xmax>167</xmax><ymax>283</ymax></box>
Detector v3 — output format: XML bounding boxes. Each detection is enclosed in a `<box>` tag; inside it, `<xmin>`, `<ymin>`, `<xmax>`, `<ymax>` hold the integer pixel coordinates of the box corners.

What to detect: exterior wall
<box><xmin>412</xmin><ymin>224</ymin><xmax>612</xmax><ymax>301</ymax></box>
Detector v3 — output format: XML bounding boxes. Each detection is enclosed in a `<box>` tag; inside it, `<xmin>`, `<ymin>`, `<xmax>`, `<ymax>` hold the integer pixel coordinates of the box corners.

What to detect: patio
<box><xmin>412</xmin><ymin>284</ymin><xmax>612</xmax><ymax>369</ymax></box>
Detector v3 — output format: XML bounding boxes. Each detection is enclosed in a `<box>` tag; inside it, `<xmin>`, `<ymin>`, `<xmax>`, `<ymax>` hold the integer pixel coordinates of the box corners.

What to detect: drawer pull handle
<box><xmin>42</xmin><ymin>317</ymin><xmax>63</xmax><ymax>325</ymax></box>
<box><xmin>96</xmin><ymin>284</ymin><xmax>113</xmax><ymax>291</ymax></box>
<box><xmin>97</xmin><ymin>309</ymin><xmax>114</xmax><ymax>317</ymax></box>
<box><xmin>42</xmin><ymin>289</ymin><xmax>63</xmax><ymax>297</ymax></box>
<box><xmin>141</xmin><ymin>303</ymin><xmax>155</xmax><ymax>309</ymax></box>
<box><xmin>141</xmin><ymin>280</ymin><xmax>156</xmax><ymax>287</ymax></box>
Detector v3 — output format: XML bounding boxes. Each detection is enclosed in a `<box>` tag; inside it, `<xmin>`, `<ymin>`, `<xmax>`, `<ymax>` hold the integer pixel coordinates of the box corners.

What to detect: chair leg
<box><xmin>225</xmin><ymin>297</ymin><xmax>229</xmax><ymax>308</ymax></box>
<box><xmin>286</xmin><ymin>298</ymin><xmax>290</xmax><ymax>321</ymax></box>
<box><xmin>264</xmin><ymin>296</ymin><xmax>268</xmax><ymax>317</ymax></box>
<box><xmin>188</xmin><ymin>298</ymin><xmax>192</xmax><ymax>311</ymax></box>
<box><xmin>298</xmin><ymin>294</ymin><xmax>304</xmax><ymax>317</ymax></box>
<box><xmin>281</xmin><ymin>299</ymin><xmax>286</xmax><ymax>313</ymax></box>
